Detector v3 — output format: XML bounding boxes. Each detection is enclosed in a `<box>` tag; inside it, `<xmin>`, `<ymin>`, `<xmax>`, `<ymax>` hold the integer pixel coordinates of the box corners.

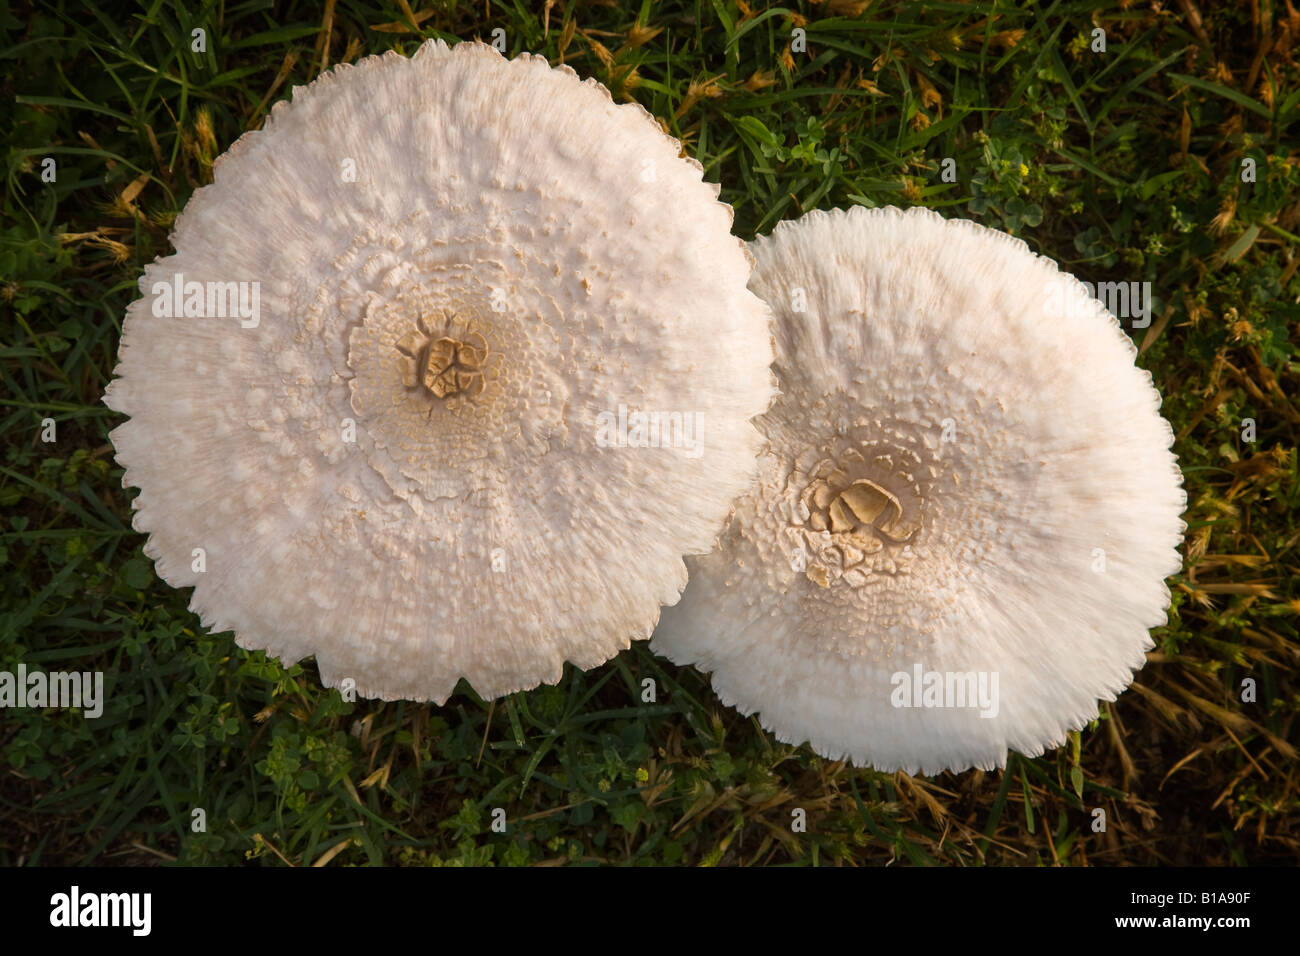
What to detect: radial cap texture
<box><xmin>105</xmin><ymin>40</ymin><xmax>773</xmax><ymax>702</ymax></box>
<box><xmin>652</xmin><ymin>205</ymin><xmax>1186</xmax><ymax>774</ymax></box>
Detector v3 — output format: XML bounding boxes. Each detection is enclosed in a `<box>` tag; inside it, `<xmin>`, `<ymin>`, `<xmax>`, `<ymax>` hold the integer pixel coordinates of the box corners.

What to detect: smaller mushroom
<box><xmin>653</xmin><ymin>205</ymin><xmax>1187</xmax><ymax>775</ymax></box>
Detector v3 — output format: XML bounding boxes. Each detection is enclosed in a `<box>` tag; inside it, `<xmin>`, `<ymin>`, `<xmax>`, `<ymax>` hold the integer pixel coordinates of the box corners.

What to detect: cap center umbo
<box><xmin>396</xmin><ymin>329</ymin><xmax>487</xmax><ymax>400</ymax></box>
<box><xmin>811</xmin><ymin>476</ymin><xmax>916</xmax><ymax>546</ymax></box>
<box><xmin>786</xmin><ymin>444</ymin><xmax>924</xmax><ymax>589</ymax></box>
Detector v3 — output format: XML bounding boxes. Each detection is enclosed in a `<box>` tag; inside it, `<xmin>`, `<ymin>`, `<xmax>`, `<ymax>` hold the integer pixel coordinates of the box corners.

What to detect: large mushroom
<box><xmin>105</xmin><ymin>40</ymin><xmax>773</xmax><ymax>702</ymax></box>
<box><xmin>652</xmin><ymin>205</ymin><xmax>1186</xmax><ymax>775</ymax></box>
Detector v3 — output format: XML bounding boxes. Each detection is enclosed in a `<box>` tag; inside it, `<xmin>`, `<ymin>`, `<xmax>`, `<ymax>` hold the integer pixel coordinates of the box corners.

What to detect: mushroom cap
<box><xmin>105</xmin><ymin>40</ymin><xmax>773</xmax><ymax>703</ymax></box>
<box><xmin>652</xmin><ymin>205</ymin><xmax>1186</xmax><ymax>775</ymax></box>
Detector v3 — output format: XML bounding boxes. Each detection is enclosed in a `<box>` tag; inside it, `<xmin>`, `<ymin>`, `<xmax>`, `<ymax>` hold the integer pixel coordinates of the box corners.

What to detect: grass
<box><xmin>2</xmin><ymin>0</ymin><xmax>1298</xmax><ymax>866</ymax></box>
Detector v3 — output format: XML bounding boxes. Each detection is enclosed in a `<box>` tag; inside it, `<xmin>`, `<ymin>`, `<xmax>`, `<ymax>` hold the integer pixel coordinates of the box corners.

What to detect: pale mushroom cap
<box><xmin>105</xmin><ymin>40</ymin><xmax>773</xmax><ymax>703</ymax></box>
<box><xmin>652</xmin><ymin>205</ymin><xmax>1186</xmax><ymax>775</ymax></box>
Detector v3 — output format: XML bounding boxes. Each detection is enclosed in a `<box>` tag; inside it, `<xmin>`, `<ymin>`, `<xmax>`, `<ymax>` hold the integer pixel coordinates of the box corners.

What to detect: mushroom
<box><xmin>652</xmin><ymin>205</ymin><xmax>1186</xmax><ymax>775</ymax></box>
<box><xmin>104</xmin><ymin>40</ymin><xmax>773</xmax><ymax>703</ymax></box>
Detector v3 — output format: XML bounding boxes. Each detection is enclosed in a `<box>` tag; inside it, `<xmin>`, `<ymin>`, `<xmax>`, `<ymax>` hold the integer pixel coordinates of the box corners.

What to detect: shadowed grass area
<box><xmin>2</xmin><ymin>0</ymin><xmax>1297</xmax><ymax>865</ymax></box>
